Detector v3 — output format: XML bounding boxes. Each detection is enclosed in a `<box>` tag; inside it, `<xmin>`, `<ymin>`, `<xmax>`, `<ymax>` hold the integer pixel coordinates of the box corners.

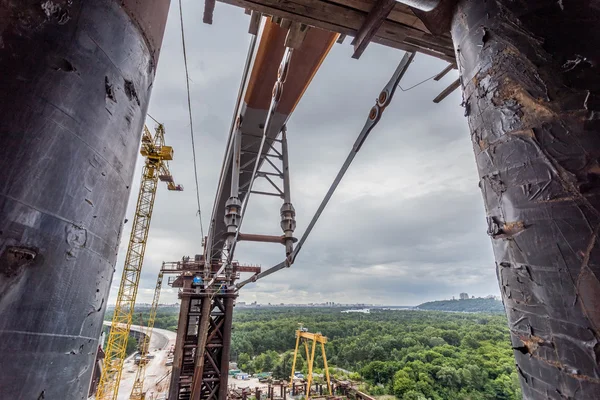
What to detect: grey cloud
<box><xmin>109</xmin><ymin>3</ymin><xmax>498</xmax><ymax>307</ymax></box>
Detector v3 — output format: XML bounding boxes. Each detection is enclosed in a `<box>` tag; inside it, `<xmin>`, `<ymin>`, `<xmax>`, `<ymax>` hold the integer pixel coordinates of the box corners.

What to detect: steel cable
<box><xmin>236</xmin><ymin>52</ymin><xmax>416</xmax><ymax>290</ymax></box>
<box><xmin>179</xmin><ymin>0</ymin><xmax>205</xmax><ymax>242</ymax></box>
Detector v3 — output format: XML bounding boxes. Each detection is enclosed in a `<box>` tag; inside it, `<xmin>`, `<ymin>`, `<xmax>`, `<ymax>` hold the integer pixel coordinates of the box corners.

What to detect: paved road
<box><xmin>102</xmin><ymin>322</ymin><xmax>176</xmax><ymax>400</ymax></box>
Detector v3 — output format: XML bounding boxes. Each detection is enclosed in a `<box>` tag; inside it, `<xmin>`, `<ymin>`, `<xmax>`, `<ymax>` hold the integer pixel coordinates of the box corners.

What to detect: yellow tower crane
<box><xmin>130</xmin><ymin>269</ymin><xmax>164</xmax><ymax>399</ymax></box>
<box><xmin>97</xmin><ymin>124</ymin><xmax>183</xmax><ymax>400</ymax></box>
<box><xmin>290</xmin><ymin>328</ymin><xmax>332</xmax><ymax>399</ymax></box>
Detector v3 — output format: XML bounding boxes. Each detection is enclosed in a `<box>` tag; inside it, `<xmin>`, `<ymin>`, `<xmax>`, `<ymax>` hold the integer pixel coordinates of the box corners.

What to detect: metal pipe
<box><xmin>281</xmin><ymin>127</ymin><xmax>292</xmax><ymax>204</ymax></box>
<box><xmin>223</xmin><ymin>124</ymin><xmax>243</xmax><ymax>279</ymax></box>
<box><xmin>237</xmin><ymin>233</ymin><xmax>285</xmax><ymax>244</ymax></box>
<box><xmin>230</xmin><ymin>127</ymin><xmax>243</xmax><ymax>197</ymax></box>
<box><xmin>280</xmin><ymin>126</ymin><xmax>296</xmax><ymax>255</ymax></box>
<box><xmin>0</xmin><ymin>1</ymin><xmax>170</xmax><ymax>398</ymax></box>
<box><xmin>451</xmin><ymin>0</ymin><xmax>600</xmax><ymax>398</ymax></box>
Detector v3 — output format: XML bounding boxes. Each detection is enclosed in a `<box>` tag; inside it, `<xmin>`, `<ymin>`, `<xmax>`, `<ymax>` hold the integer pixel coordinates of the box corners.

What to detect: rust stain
<box><xmin>497</xmin><ymin>77</ymin><xmax>556</xmax><ymax>126</ymax></box>
<box><xmin>516</xmin><ymin>334</ymin><xmax>546</xmax><ymax>355</ymax></box>
<box><xmin>516</xmin><ymin>335</ymin><xmax>600</xmax><ymax>383</ymax></box>
<box><xmin>478</xmin><ymin>138</ymin><xmax>487</xmax><ymax>151</ymax></box>
<box><xmin>502</xmin><ymin>221</ymin><xmax>526</xmax><ymax>236</ymax></box>
<box><xmin>536</xmin><ymin>196</ymin><xmax>576</xmax><ymax>203</ymax></box>
<box><xmin>579</xmin><ymin>230</ymin><xmax>597</xmax><ymax>271</ymax></box>
<box><xmin>576</xmin><ymin>265</ymin><xmax>600</xmax><ymax>336</ymax></box>
<box><xmin>509</xmin><ymin>128</ymin><xmax>535</xmax><ymax>138</ymax></box>
<box><xmin>575</xmin><ymin>226</ymin><xmax>600</xmax><ymax>337</ymax></box>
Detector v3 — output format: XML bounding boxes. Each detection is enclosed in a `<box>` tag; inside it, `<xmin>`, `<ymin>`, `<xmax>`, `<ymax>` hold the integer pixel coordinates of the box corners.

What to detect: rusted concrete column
<box><xmin>452</xmin><ymin>1</ymin><xmax>600</xmax><ymax>398</ymax></box>
<box><xmin>0</xmin><ymin>1</ymin><xmax>170</xmax><ymax>399</ymax></box>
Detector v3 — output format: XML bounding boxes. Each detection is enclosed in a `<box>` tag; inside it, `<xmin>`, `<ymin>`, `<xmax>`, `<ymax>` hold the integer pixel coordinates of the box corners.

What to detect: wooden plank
<box><xmin>371</xmin><ymin>35</ymin><xmax>455</xmax><ymax>63</ymax></box>
<box><xmin>204</xmin><ymin>0</ymin><xmax>216</xmax><ymax>24</ymax></box>
<box><xmin>326</xmin><ymin>0</ymin><xmax>429</xmax><ymax>32</ymax></box>
<box><xmin>217</xmin><ymin>0</ymin><xmax>454</xmax><ymax>61</ymax></box>
<box><xmin>248</xmin><ymin>10</ymin><xmax>262</xmax><ymax>34</ymax></box>
<box><xmin>351</xmin><ymin>0</ymin><xmax>396</xmax><ymax>59</ymax></box>
<box><xmin>433</xmin><ymin>78</ymin><xmax>460</xmax><ymax>103</ymax></box>
<box><xmin>433</xmin><ymin>63</ymin><xmax>455</xmax><ymax>81</ymax></box>
<box><xmin>403</xmin><ymin>35</ymin><xmax>454</xmax><ymax>57</ymax></box>
<box><xmin>280</xmin><ymin>18</ymin><xmax>293</xmax><ymax>30</ymax></box>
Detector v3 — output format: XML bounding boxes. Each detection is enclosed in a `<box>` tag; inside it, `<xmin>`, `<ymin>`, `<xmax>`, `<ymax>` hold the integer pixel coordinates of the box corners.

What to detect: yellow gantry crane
<box><xmin>130</xmin><ymin>270</ymin><xmax>164</xmax><ymax>399</ymax></box>
<box><xmin>97</xmin><ymin>124</ymin><xmax>182</xmax><ymax>400</ymax></box>
<box><xmin>290</xmin><ymin>327</ymin><xmax>332</xmax><ymax>399</ymax></box>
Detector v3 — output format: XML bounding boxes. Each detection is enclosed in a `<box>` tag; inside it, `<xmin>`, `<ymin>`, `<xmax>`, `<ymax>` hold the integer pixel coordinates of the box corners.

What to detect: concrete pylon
<box><xmin>451</xmin><ymin>1</ymin><xmax>600</xmax><ymax>398</ymax></box>
<box><xmin>0</xmin><ymin>1</ymin><xmax>171</xmax><ymax>398</ymax></box>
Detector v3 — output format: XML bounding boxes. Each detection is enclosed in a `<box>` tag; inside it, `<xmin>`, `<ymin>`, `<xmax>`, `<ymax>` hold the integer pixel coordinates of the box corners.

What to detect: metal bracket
<box><xmin>285</xmin><ymin>22</ymin><xmax>309</xmax><ymax>49</ymax></box>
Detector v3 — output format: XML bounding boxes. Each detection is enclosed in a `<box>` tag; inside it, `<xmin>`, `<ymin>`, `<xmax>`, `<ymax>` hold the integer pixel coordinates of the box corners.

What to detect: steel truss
<box><xmin>169</xmin><ymin>280</ymin><xmax>236</xmax><ymax>400</ymax></box>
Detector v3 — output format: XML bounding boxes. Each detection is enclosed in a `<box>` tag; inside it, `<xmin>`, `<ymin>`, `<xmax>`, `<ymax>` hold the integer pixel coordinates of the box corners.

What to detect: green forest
<box><xmin>230</xmin><ymin>308</ymin><xmax>521</xmax><ymax>400</ymax></box>
<box><xmin>105</xmin><ymin>306</ymin><xmax>521</xmax><ymax>400</ymax></box>
<box><xmin>416</xmin><ymin>298</ymin><xmax>504</xmax><ymax>313</ymax></box>
<box><xmin>104</xmin><ymin>306</ymin><xmax>180</xmax><ymax>331</ymax></box>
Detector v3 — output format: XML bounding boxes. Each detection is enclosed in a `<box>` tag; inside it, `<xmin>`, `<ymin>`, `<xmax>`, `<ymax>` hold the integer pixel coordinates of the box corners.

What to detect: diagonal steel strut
<box><xmin>236</xmin><ymin>51</ymin><xmax>416</xmax><ymax>290</ymax></box>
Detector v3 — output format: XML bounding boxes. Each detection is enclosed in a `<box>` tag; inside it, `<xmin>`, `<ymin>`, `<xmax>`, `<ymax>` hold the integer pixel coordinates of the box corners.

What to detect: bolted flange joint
<box><xmin>280</xmin><ymin>202</ymin><xmax>296</xmax><ymax>255</ymax></box>
<box><xmin>224</xmin><ymin>197</ymin><xmax>242</xmax><ymax>234</ymax></box>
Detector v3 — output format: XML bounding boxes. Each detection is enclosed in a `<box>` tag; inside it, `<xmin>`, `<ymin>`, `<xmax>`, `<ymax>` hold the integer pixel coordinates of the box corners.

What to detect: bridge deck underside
<box><xmin>216</xmin><ymin>0</ymin><xmax>455</xmax><ymax>62</ymax></box>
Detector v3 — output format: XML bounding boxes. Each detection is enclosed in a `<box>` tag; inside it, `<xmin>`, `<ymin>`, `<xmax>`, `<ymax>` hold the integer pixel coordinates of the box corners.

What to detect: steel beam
<box><xmin>432</xmin><ymin>78</ymin><xmax>459</xmax><ymax>103</ymax></box>
<box><xmin>452</xmin><ymin>0</ymin><xmax>600</xmax><ymax>398</ymax></box>
<box><xmin>169</xmin><ymin>284</ymin><xmax>238</xmax><ymax>400</ymax></box>
<box><xmin>433</xmin><ymin>63</ymin><xmax>454</xmax><ymax>81</ymax></box>
<box><xmin>204</xmin><ymin>0</ymin><xmax>216</xmax><ymax>24</ymax></box>
<box><xmin>352</xmin><ymin>0</ymin><xmax>397</xmax><ymax>59</ymax></box>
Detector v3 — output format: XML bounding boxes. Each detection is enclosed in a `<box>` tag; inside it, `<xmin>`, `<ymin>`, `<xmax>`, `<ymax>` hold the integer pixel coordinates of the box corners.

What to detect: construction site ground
<box><xmin>102</xmin><ymin>324</ymin><xmax>176</xmax><ymax>400</ymax></box>
<box><xmin>229</xmin><ymin>376</ymin><xmax>264</xmax><ymax>391</ymax></box>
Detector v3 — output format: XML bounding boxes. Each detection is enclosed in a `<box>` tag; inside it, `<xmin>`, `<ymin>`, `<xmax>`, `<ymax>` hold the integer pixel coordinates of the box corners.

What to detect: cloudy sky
<box><xmin>108</xmin><ymin>1</ymin><xmax>498</xmax><ymax>307</ymax></box>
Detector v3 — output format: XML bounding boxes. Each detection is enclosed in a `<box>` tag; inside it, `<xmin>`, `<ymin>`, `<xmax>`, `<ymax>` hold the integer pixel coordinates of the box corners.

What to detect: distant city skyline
<box><xmin>110</xmin><ymin>292</ymin><xmax>502</xmax><ymax>308</ymax></box>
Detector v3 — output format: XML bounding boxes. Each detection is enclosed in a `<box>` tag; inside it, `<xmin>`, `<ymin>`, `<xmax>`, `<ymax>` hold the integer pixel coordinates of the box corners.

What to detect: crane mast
<box><xmin>130</xmin><ymin>270</ymin><xmax>164</xmax><ymax>399</ymax></box>
<box><xmin>97</xmin><ymin>125</ymin><xmax>182</xmax><ymax>400</ymax></box>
